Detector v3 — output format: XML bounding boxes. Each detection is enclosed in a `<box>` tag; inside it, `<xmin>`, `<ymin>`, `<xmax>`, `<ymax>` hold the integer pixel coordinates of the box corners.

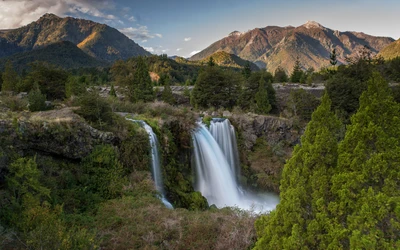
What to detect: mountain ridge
<box><xmin>190</xmin><ymin>21</ymin><xmax>394</xmax><ymax>72</ymax></box>
<box><xmin>0</xmin><ymin>13</ymin><xmax>150</xmax><ymax>62</ymax></box>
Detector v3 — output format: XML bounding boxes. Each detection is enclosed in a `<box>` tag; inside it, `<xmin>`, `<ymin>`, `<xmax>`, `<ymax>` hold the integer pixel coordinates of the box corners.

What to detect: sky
<box><xmin>0</xmin><ymin>0</ymin><xmax>399</xmax><ymax>58</ymax></box>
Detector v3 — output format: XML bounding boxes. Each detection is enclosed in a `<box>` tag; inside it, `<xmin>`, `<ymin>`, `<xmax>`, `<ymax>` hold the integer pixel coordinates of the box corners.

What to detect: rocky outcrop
<box><xmin>230</xmin><ymin>113</ymin><xmax>301</xmax><ymax>150</ymax></box>
<box><xmin>0</xmin><ymin>107</ymin><xmax>118</xmax><ymax>161</ymax></box>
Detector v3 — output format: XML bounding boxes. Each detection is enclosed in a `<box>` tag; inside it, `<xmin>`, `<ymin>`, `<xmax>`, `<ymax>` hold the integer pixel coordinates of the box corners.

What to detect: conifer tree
<box><xmin>207</xmin><ymin>56</ymin><xmax>215</xmax><ymax>67</ymax></box>
<box><xmin>242</xmin><ymin>61</ymin><xmax>252</xmax><ymax>79</ymax></box>
<box><xmin>290</xmin><ymin>57</ymin><xmax>303</xmax><ymax>83</ymax></box>
<box><xmin>28</xmin><ymin>84</ymin><xmax>47</xmax><ymax>112</ymax></box>
<box><xmin>274</xmin><ymin>66</ymin><xmax>288</xmax><ymax>83</ymax></box>
<box><xmin>328</xmin><ymin>72</ymin><xmax>400</xmax><ymax>249</ymax></box>
<box><xmin>161</xmin><ymin>76</ymin><xmax>175</xmax><ymax>105</ymax></box>
<box><xmin>130</xmin><ymin>56</ymin><xmax>154</xmax><ymax>103</ymax></box>
<box><xmin>109</xmin><ymin>84</ymin><xmax>117</xmax><ymax>97</ymax></box>
<box><xmin>330</xmin><ymin>48</ymin><xmax>338</xmax><ymax>66</ymax></box>
<box><xmin>1</xmin><ymin>60</ymin><xmax>18</xmax><ymax>92</ymax></box>
<box><xmin>254</xmin><ymin>76</ymin><xmax>271</xmax><ymax>114</ymax></box>
<box><xmin>255</xmin><ymin>93</ymin><xmax>341</xmax><ymax>249</ymax></box>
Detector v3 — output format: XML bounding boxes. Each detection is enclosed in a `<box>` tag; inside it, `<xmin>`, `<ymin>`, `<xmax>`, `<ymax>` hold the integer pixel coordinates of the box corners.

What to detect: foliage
<box><xmin>109</xmin><ymin>83</ymin><xmax>117</xmax><ymax>97</ymax></box>
<box><xmin>23</xmin><ymin>62</ymin><xmax>68</xmax><ymax>100</ymax></box>
<box><xmin>28</xmin><ymin>84</ymin><xmax>47</xmax><ymax>112</ymax></box>
<box><xmin>66</xmin><ymin>75</ymin><xmax>87</xmax><ymax>98</ymax></box>
<box><xmin>82</xmin><ymin>145</ymin><xmax>127</xmax><ymax>200</ymax></box>
<box><xmin>240</xmin><ymin>71</ymin><xmax>276</xmax><ymax>112</ymax></box>
<box><xmin>75</xmin><ymin>91</ymin><xmax>114</xmax><ymax>129</ymax></box>
<box><xmin>161</xmin><ymin>75</ymin><xmax>175</xmax><ymax>105</ymax></box>
<box><xmin>330</xmin><ymin>48</ymin><xmax>338</xmax><ymax>66</ymax></box>
<box><xmin>255</xmin><ymin>93</ymin><xmax>341</xmax><ymax>249</ymax></box>
<box><xmin>274</xmin><ymin>66</ymin><xmax>288</xmax><ymax>83</ymax></box>
<box><xmin>290</xmin><ymin>57</ymin><xmax>304</xmax><ymax>83</ymax></box>
<box><xmin>1</xmin><ymin>61</ymin><xmax>18</xmax><ymax>92</ymax></box>
<box><xmin>191</xmin><ymin>65</ymin><xmax>242</xmax><ymax>109</ymax></box>
<box><xmin>242</xmin><ymin>61</ymin><xmax>252</xmax><ymax>79</ymax></box>
<box><xmin>130</xmin><ymin>56</ymin><xmax>154</xmax><ymax>103</ymax></box>
<box><xmin>254</xmin><ymin>76</ymin><xmax>271</xmax><ymax>114</ymax></box>
<box><xmin>287</xmin><ymin>88</ymin><xmax>321</xmax><ymax>121</ymax></box>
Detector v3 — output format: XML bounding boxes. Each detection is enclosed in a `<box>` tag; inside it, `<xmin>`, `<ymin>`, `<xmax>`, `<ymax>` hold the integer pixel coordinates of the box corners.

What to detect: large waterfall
<box><xmin>192</xmin><ymin>119</ymin><xmax>279</xmax><ymax>212</ymax></box>
<box><xmin>126</xmin><ymin>119</ymin><xmax>173</xmax><ymax>209</ymax></box>
<box><xmin>210</xmin><ymin>118</ymin><xmax>240</xmax><ymax>179</ymax></box>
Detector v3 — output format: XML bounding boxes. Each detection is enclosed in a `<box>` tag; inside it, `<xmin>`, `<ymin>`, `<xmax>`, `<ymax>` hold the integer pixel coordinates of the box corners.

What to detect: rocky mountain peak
<box><xmin>229</xmin><ymin>31</ymin><xmax>243</xmax><ymax>37</ymax></box>
<box><xmin>302</xmin><ymin>20</ymin><xmax>325</xmax><ymax>29</ymax></box>
<box><xmin>39</xmin><ymin>13</ymin><xmax>61</xmax><ymax>20</ymax></box>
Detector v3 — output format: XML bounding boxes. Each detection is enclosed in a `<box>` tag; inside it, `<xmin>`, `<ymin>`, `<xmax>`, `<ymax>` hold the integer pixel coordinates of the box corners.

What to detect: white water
<box><xmin>126</xmin><ymin>118</ymin><xmax>173</xmax><ymax>209</ymax></box>
<box><xmin>210</xmin><ymin>118</ymin><xmax>240</xmax><ymax>179</ymax></box>
<box><xmin>192</xmin><ymin>120</ymin><xmax>279</xmax><ymax>213</ymax></box>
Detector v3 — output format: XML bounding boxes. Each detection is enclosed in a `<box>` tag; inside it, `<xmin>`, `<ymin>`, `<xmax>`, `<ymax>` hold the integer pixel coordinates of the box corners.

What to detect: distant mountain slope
<box><xmin>378</xmin><ymin>39</ymin><xmax>400</xmax><ymax>60</ymax></box>
<box><xmin>190</xmin><ymin>21</ymin><xmax>394</xmax><ymax>73</ymax></box>
<box><xmin>0</xmin><ymin>41</ymin><xmax>108</xmax><ymax>72</ymax></box>
<box><xmin>0</xmin><ymin>13</ymin><xmax>150</xmax><ymax>62</ymax></box>
<box><xmin>198</xmin><ymin>51</ymin><xmax>259</xmax><ymax>71</ymax></box>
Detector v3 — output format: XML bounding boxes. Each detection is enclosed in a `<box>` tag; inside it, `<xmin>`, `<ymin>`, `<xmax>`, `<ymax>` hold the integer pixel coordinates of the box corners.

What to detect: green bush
<box><xmin>28</xmin><ymin>86</ymin><xmax>47</xmax><ymax>112</ymax></box>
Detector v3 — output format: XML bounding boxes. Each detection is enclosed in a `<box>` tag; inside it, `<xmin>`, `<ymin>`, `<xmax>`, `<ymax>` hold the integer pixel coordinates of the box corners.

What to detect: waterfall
<box><xmin>210</xmin><ymin>118</ymin><xmax>240</xmax><ymax>179</ymax></box>
<box><xmin>192</xmin><ymin>120</ymin><xmax>279</xmax><ymax>212</ymax></box>
<box><xmin>126</xmin><ymin>118</ymin><xmax>173</xmax><ymax>209</ymax></box>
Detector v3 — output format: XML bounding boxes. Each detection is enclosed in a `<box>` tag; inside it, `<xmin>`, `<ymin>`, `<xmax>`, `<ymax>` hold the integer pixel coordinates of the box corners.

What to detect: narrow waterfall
<box><xmin>192</xmin><ymin>120</ymin><xmax>279</xmax><ymax>212</ymax></box>
<box><xmin>210</xmin><ymin>118</ymin><xmax>240</xmax><ymax>179</ymax></box>
<box><xmin>126</xmin><ymin>118</ymin><xmax>173</xmax><ymax>209</ymax></box>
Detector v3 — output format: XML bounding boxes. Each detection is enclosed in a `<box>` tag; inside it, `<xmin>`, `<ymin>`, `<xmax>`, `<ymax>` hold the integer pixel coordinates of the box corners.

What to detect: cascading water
<box><xmin>126</xmin><ymin>118</ymin><xmax>173</xmax><ymax>209</ymax></box>
<box><xmin>192</xmin><ymin>119</ymin><xmax>279</xmax><ymax>212</ymax></box>
<box><xmin>210</xmin><ymin>118</ymin><xmax>240</xmax><ymax>179</ymax></box>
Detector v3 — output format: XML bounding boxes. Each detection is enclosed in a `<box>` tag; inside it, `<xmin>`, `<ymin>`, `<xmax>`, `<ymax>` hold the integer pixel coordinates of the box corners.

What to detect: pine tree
<box><xmin>161</xmin><ymin>76</ymin><xmax>175</xmax><ymax>105</ymax></box>
<box><xmin>255</xmin><ymin>93</ymin><xmax>341</xmax><ymax>249</ymax></box>
<box><xmin>1</xmin><ymin>60</ymin><xmax>18</xmax><ymax>92</ymax></box>
<box><xmin>242</xmin><ymin>61</ymin><xmax>252</xmax><ymax>79</ymax></box>
<box><xmin>207</xmin><ymin>56</ymin><xmax>215</xmax><ymax>67</ymax></box>
<box><xmin>330</xmin><ymin>48</ymin><xmax>338</xmax><ymax>66</ymax></box>
<box><xmin>130</xmin><ymin>56</ymin><xmax>154</xmax><ymax>103</ymax></box>
<box><xmin>254</xmin><ymin>76</ymin><xmax>271</xmax><ymax>114</ymax></box>
<box><xmin>290</xmin><ymin>57</ymin><xmax>303</xmax><ymax>83</ymax></box>
<box><xmin>109</xmin><ymin>84</ymin><xmax>117</xmax><ymax>97</ymax></box>
<box><xmin>328</xmin><ymin>72</ymin><xmax>400</xmax><ymax>249</ymax></box>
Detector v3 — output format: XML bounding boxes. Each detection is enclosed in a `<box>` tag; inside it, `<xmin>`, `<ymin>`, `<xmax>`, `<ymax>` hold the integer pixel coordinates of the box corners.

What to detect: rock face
<box><xmin>0</xmin><ymin>13</ymin><xmax>150</xmax><ymax>62</ymax></box>
<box><xmin>0</xmin><ymin>107</ymin><xmax>118</xmax><ymax>162</ymax></box>
<box><xmin>190</xmin><ymin>21</ymin><xmax>394</xmax><ymax>72</ymax></box>
<box><xmin>230</xmin><ymin>113</ymin><xmax>300</xmax><ymax>150</ymax></box>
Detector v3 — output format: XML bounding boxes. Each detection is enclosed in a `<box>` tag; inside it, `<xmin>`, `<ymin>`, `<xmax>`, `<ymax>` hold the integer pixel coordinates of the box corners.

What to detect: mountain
<box><xmin>190</xmin><ymin>21</ymin><xmax>394</xmax><ymax>73</ymax></box>
<box><xmin>198</xmin><ymin>51</ymin><xmax>259</xmax><ymax>71</ymax></box>
<box><xmin>378</xmin><ymin>39</ymin><xmax>400</xmax><ymax>60</ymax></box>
<box><xmin>0</xmin><ymin>41</ymin><xmax>109</xmax><ymax>72</ymax></box>
<box><xmin>0</xmin><ymin>13</ymin><xmax>150</xmax><ymax>62</ymax></box>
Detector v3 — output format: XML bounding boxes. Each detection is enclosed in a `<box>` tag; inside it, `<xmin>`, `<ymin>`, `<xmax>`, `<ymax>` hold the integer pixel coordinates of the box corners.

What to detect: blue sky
<box><xmin>1</xmin><ymin>0</ymin><xmax>399</xmax><ymax>57</ymax></box>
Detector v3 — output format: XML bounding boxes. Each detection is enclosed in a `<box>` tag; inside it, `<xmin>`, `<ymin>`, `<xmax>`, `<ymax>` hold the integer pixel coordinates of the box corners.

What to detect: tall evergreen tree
<box><xmin>207</xmin><ymin>56</ymin><xmax>215</xmax><ymax>67</ymax></box>
<box><xmin>290</xmin><ymin>57</ymin><xmax>304</xmax><ymax>83</ymax></box>
<box><xmin>130</xmin><ymin>57</ymin><xmax>154</xmax><ymax>103</ymax></box>
<box><xmin>328</xmin><ymin>72</ymin><xmax>400</xmax><ymax>249</ymax></box>
<box><xmin>161</xmin><ymin>75</ymin><xmax>175</xmax><ymax>105</ymax></box>
<box><xmin>330</xmin><ymin>48</ymin><xmax>338</xmax><ymax>66</ymax></box>
<box><xmin>242</xmin><ymin>61</ymin><xmax>252</xmax><ymax>79</ymax></box>
<box><xmin>254</xmin><ymin>76</ymin><xmax>271</xmax><ymax>114</ymax></box>
<box><xmin>1</xmin><ymin>60</ymin><xmax>18</xmax><ymax>92</ymax></box>
<box><xmin>255</xmin><ymin>93</ymin><xmax>341</xmax><ymax>249</ymax></box>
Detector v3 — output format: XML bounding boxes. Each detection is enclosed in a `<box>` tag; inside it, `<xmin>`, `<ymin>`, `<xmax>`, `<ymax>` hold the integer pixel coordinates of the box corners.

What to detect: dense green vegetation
<box><xmin>254</xmin><ymin>73</ymin><xmax>400</xmax><ymax>249</ymax></box>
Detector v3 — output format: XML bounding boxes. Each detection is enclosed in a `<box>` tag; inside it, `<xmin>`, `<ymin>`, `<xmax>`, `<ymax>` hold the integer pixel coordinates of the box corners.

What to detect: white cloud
<box><xmin>0</xmin><ymin>0</ymin><xmax>116</xmax><ymax>29</ymax></box>
<box><xmin>176</xmin><ymin>48</ymin><xmax>182</xmax><ymax>51</ymax></box>
<box><xmin>141</xmin><ymin>40</ymin><xmax>148</xmax><ymax>43</ymax></box>
<box><xmin>120</xmin><ymin>25</ymin><xmax>162</xmax><ymax>41</ymax></box>
<box><xmin>184</xmin><ymin>37</ymin><xmax>192</xmax><ymax>42</ymax></box>
<box><xmin>128</xmin><ymin>16</ymin><xmax>136</xmax><ymax>22</ymax></box>
<box><xmin>144</xmin><ymin>47</ymin><xmax>154</xmax><ymax>53</ymax></box>
<box><xmin>189</xmin><ymin>50</ymin><xmax>200</xmax><ymax>56</ymax></box>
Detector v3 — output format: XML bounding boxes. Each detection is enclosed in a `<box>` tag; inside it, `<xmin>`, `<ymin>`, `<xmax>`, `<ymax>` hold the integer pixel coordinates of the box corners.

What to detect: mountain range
<box><xmin>0</xmin><ymin>13</ymin><xmax>150</xmax><ymax>63</ymax></box>
<box><xmin>190</xmin><ymin>21</ymin><xmax>395</xmax><ymax>73</ymax></box>
<box><xmin>379</xmin><ymin>39</ymin><xmax>400</xmax><ymax>60</ymax></box>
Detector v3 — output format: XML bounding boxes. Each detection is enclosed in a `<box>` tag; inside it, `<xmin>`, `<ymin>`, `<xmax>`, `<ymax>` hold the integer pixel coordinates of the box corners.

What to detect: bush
<box><xmin>76</xmin><ymin>92</ymin><xmax>113</xmax><ymax>129</ymax></box>
<box><xmin>28</xmin><ymin>87</ymin><xmax>47</xmax><ymax>112</ymax></box>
